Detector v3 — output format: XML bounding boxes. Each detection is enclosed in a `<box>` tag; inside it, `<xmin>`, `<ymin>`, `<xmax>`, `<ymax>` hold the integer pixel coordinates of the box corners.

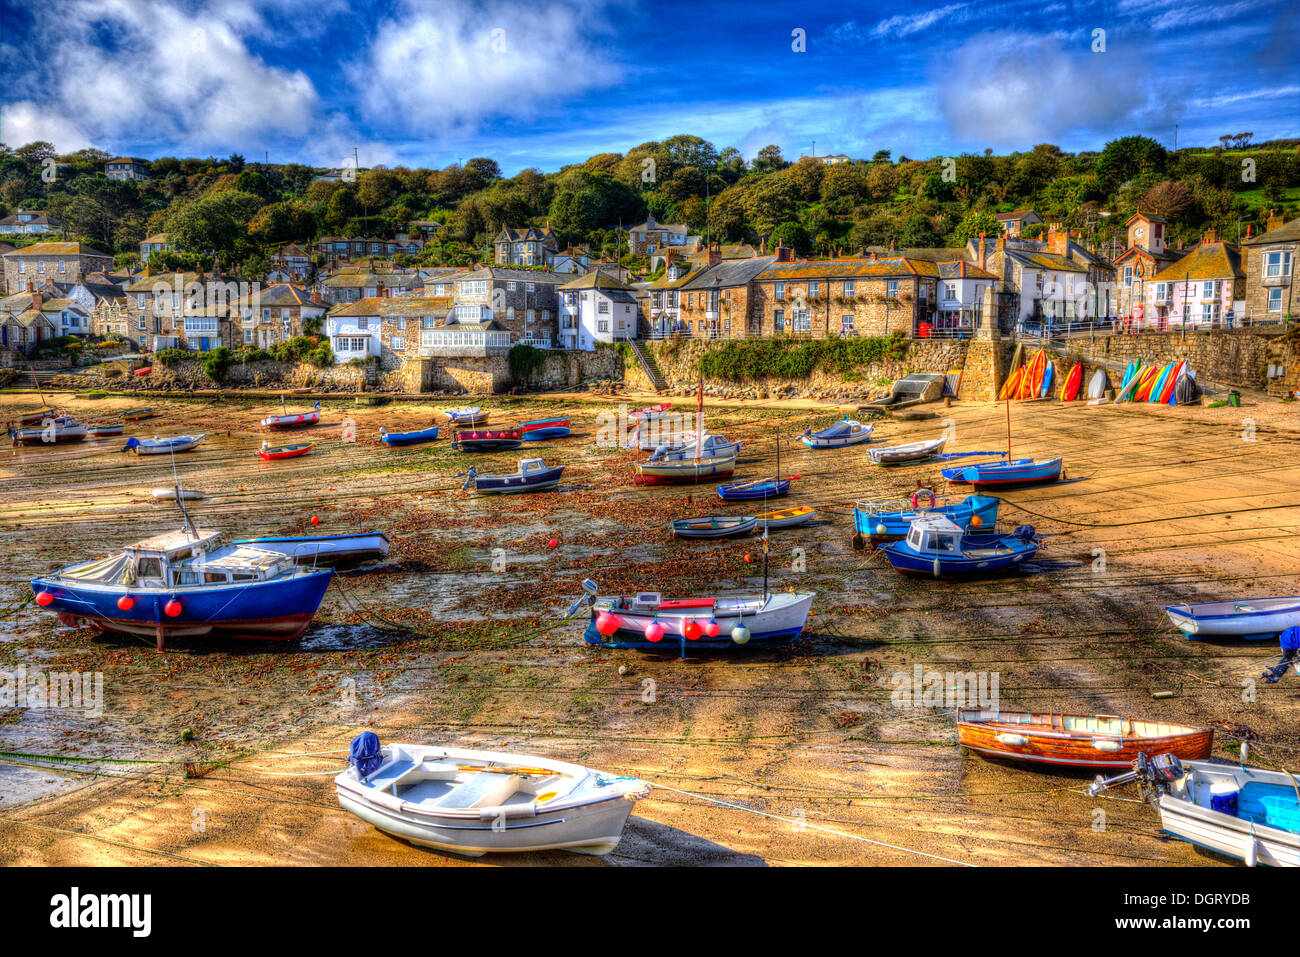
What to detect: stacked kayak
<box><xmin>1114</xmin><ymin>360</ymin><xmax>1198</xmax><ymax>405</ymax></box>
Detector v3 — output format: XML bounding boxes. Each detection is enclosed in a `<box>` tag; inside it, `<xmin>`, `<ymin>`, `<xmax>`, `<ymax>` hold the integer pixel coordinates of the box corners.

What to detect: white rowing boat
<box><xmin>867</xmin><ymin>437</ymin><xmax>947</xmax><ymax>464</ymax></box>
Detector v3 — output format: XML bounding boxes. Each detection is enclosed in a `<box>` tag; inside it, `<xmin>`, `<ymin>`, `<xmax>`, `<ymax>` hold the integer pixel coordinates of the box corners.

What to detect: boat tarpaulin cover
<box><xmin>349</xmin><ymin>732</ymin><xmax>383</xmax><ymax>777</ymax></box>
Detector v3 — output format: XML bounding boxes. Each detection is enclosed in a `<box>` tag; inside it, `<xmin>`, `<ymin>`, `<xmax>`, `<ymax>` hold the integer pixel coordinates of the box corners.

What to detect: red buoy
<box><xmin>645</xmin><ymin>621</ymin><xmax>665</xmax><ymax>642</ymax></box>
<box><xmin>683</xmin><ymin>618</ymin><xmax>702</xmax><ymax>641</ymax></box>
<box><xmin>117</xmin><ymin>595</ymin><xmax>135</xmax><ymax>611</ymax></box>
<box><xmin>548</xmin><ymin>538</ymin><xmax>558</xmax><ymax>548</ymax></box>
<box><xmin>35</xmin><ymin>591</ymin><xmax>54</xmax><ymax>606</ymax></box>
<box><xmin>704</xmin><ymin>620</ymin><xmax>720</xmax><ymax>638</ymax></box>
<box><xmin>596</xmin><ymin>612</ymin><xmax>618</xmax><ymax>635</ymax></box>
<box><xmin>310</xmin><ymin>515</ymin><xmax>320</xmax><ymax>525</ymax></box>
<box><xmin>164</xmin><ymin>599</ymin><xmax>183</xmax><ymax>617</ymax></box>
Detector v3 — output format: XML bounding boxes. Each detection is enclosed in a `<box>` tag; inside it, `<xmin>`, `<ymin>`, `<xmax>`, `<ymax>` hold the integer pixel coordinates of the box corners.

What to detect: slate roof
<box><xmin>681</xmin><ymin>256</ymin><xmax>777</xmax><ymax>289</ymax></box>
<box><xmin>560</xmin><ymin>270</ymin><xmax>632</xmax><ymax>291</ymax></box>
<box><xmin>328</xmin><ymin>296</ymin><xmax>454</xmax><ymax>317</ymax></box>
<box><xmin>458</xmin><ymin>266</ymin><xmax>567</xmax><ymax>284</ymax></box>
<box><xmin>1242</xmin><ymin>216</ymin><xmax>1300</xmax><ymax>246</ymax></box>
<box><xmin>753</xmin><ymin>256</ymin><xmax>934</xmax><ymax>281</ymax></box>
<box><xmin>3</xmin><ymin>241</ymin><xmax>111</xmax><ymax>258</ymax></box>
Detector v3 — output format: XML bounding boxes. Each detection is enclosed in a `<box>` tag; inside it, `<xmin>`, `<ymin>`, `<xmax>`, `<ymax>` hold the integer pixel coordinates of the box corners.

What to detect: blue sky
<box><xmin>2</xmin><ymin>0</ymin><xmax>1296</xmax><ymax>174</ymax></box>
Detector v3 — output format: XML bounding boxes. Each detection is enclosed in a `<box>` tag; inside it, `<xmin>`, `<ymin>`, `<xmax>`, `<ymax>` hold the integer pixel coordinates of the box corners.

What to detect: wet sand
<box><xmin>1</xmin><ymin>388</ymin><xmax>1298</xmax><ymax>866</ymax></box>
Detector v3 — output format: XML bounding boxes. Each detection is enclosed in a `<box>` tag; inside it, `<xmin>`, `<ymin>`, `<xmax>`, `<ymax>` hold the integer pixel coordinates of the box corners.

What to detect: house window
<box><xmin>1267</xmin><ymin>287</ymin><xmax>1283</xmax><ymax>312</ymax></box>
<box><xmin>391</xmin><ymin>336</ymin><xmax>404</xmax><ymax>351</ymax></box>
<box><xmin>58</xmin><ymin>260</ymin><xmax>66</xmax><ymax>273</ymax></box>
<box><xmin>137</xmin><ymin>294</ymin><xmax>145</xmax><ymax>308</ymax></box>
<box><xmin>423</xmin><ymin>317</ymin><xmax>436</xmax><ymax>329</ymax></box>
<box><xmin>886</xmin><ymin>280</ymin><xmax>898</xmax><ymax>298</ymax></box>
<box><xmin>1123</xmin><ymin>266</ymin><xmax>1133</xmax><ymax>287</ymax></box>
<box><xmin>397</xmin><ymin>316</ymin><xmax>406</xmax><ymax>330</ymax></box>
<box><xmin>507</xmin><ymin>282</ymin><xmax>517</xmax><ymax>291</ymax></box>
<box><xmin>841</xmin><ymin>315</ymin><xmax>854</xmax><ymax>333</ymax></box>
<box><xmin>843</xmin><ymin>281</ymin><xmax>855</xmax><ymax>297</ymax></box>
<box><xmin>773</xmin><ymin>309</ymin><xmax>784</xmax><ymax>331</ymax></box>
<box><xmin>526</xmin><ymin>282</ymin><xmax>535</xmax><ymax>292</ymax></box>
<box><xmin>244</xmin><ymin>329</ymin><xmax>253</xmax><ymax>343</ymax></box>
<box><xmin>597</xmin><ymin>320</ymin><xmax>609</xmax><ymax>333</ymax></box>
<box><xmin>1201</xmin><ymin>280</ymin><xmax>1219</xmax><ymax>300</ymax></box>
<box><xmin>809</xmin><ymin>281</ymin><xmax>820</xmax><ymax>297</ymax></box>
<box><xmin>357</xmin><ymin>317</ymin><xmax>368</xmax><ymax>329</ymax></box>
<box><xmin>1264</xmin><ymin>251</ymin><xmax>1292</xmax><ymax>278</ymax></box>
<box><xmin>18</xmin><ymin>262</ymin><xmax>25</xmax><ymax>273</ymax></box>
<box><xmin>598</xmin><ymin>300</ymin><xmax>609</xmax><ymax>313</ymax></box>
<box><xmin>1200</xmin><ymin>302</ymin><xmax>1220</xmax><ymax>323</ymax></box>
<box><xmin>944</xmin><ymin>281</ymin><xmax>957</xmax><ymax>301</ymax></box>
<box><xmin>526</xmin><ymin>309</ymin><xmax>535</xmax><ymax>324</ymax></box>
<box><xmin>37</xmin><ymin>261</ymin><xmax>45</xmax><ymax>273</ymax></box>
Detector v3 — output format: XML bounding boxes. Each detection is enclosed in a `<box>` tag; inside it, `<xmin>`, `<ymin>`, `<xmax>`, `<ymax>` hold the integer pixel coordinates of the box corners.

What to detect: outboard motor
<box><xmin>1012</xmin><ymin>524</ymin><xmax>1037</xmax><ymax>542</ymax></box>
<box><xmin>1263</xmin><ymin>625</ymin><xmax>1299</xmax><ymax>685</ymax></box>
<box><xmin>348</xmin><ymin>731</ymin><xmax>383</xmax><ymax>778</ymax></box>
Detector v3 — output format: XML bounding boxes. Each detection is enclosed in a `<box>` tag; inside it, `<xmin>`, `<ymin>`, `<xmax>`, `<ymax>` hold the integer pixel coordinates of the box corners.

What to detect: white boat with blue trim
<box><xmin>1165</xmin><ymin>596</ymin><xmax>1300</xmax><ymax>641</ymax></box>
<box><xmin>335</xmin><ymin>734</ymin><xmax>650</xmax><ymax>857</ymax></box>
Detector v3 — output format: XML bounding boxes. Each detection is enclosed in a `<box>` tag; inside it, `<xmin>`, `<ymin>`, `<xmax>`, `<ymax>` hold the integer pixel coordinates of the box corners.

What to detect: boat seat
<box><xmin>434</xmin><ymin>771</ymin><xmax>522</xmax><ymax>809</ymax></box>
<box><xmin>365</xmin><ymin>758</ymin><xmax>417</xmax><ymax>792</ymax></box>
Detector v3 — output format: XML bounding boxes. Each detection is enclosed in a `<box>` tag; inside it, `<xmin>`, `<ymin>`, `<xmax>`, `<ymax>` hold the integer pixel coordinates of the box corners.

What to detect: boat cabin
<box><xmin>61</xmin><ymin>528</ymin><xmax>298</xmax><ymax>590</ymax></box>
<box><xmin>905</xmin><ymin>515</ymin><xmax>964</xmax><ymax>555</ymax></box>
<box><xmin>518</xmin><ymin>458</ymin><xmax>550</xmax><ymax>475</ymax></box>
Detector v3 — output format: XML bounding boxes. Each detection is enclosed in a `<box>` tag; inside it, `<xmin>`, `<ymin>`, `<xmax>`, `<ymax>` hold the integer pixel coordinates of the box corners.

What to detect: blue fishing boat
<box><xmin>30</xmin><ymin>526</ymin><xmax>333</xmax><ymax>650</ymax></box>
<box><xmin>942</xmin><ymin>457</ymin><xmax>1029</xmax><ymax>483</ymax></box>
<box><xmin>717</xmin><ymin>478</ymin><xmax>790</xmax><ymax>501</ymax></box>
<box><xmin>877</xmin><ymin>514</ymin><xmax>1041</xmax><ymax>578</ymax></box>
<box><xmin>380</xmin><ymin>425</ymin><xmax>439</xmax><ymax>446</ymax></box>
<box><xmin>853</xmin><ymin>493</ymin><xmax>1000</xmax><ymax>544</ymax></box>
<box><xmin>960</xmin><ymin>457</ymin><xmax>1062</xmax><ymax>488</ymax></box>
<box><xmin>459</xmin><ymin>458</ymin><xmax>564</xmax><ymax>494</ymax></box>
<box><xmin>521</xmin><ymin>417</ymin><xmax>571</xmax><ymax>440</ymax></box>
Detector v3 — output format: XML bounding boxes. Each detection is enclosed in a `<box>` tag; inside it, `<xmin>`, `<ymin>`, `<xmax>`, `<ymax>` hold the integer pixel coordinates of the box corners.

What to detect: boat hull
<box><xmin>473</xmin><ymin>466</ymin><xmax>564</xmax><ymax>494</ymax></box>
<box><xmin>257</xmin><ymin>443</ymin><xmax>312</xmax><ymax>460</ymax></box>
<box><xmin>232</xmin><ymin>533</ymin><xmax>390</xmax><ymax>567</ymax></box>
<box><xmin>942</xmin><ymin>458</ymin><xmax>1031</xmax><ymax>483</ymax></box>
<box><xmin>1165</xmin><ymin>598</ymin><xmax>1300</xmax><ymax>640</ymax></box>
<box><xmin>127</xmin><ymin>435</ymin><xmax>204</xmax><ymax>455</ymax></box>
<box><xmin>718</xmin><ymin>479</ymin><xmax>790</xmax><ymax>501</ymax></box>
<box><xmin>756</xmin><ymin>507</ymin><xmax>815</xmax><ymax>529</ymax></box>
<box><xmin>854</xmin><ymin>494</ymin><xmax>1000</xmax><ymax>541</ymax></box>
<box><xmin>634</xmin><ymin>456</ymin><xmax>735</xmax><ymax>485</ymax></box>
<box><xmin>957</xmin><ymin>712</ymin><xmax>1213</xmax><ymax>769</ymax></box>
<box><xmin>584</xmin><ymin>593</ymin><xmax>814</xmax><ymax>650</ymax></box>
<box><xmin>1158</xmin><ymin>762</ymin><xmax>1300</xmax><ymax>867</ymax></box>
<box><xmin>31</xmin><ymin>569</ymin><xmax>333</xmax><ymax>641</ymax></box>
<box><xmin>867</xmin><ymin>439</ymin><xmax>947</xmax><ymax>464</ymax></box>
<box><xmin>878</xmin><ymin>533</ymin><xmax>1040</xmax><ymax>578</ymax></box>
<box><xmin>380</xmin><ymin>427</ymin><xmax>439</xmax><ymax>446</ymax></box>
<box><xmin>962</xmin><ymin>458</ymin><xmax>1062</xmax><ymax>488</ymax></box>
<box><xmin>520</xmin><ymin>427</ymin><xmax>570</xmax><ymax>441</ymax></box>
<box><xmin>800</xmin><ymin>425</ymin><xmax>873</xmax><ymax>449</ymax></box>
<box><xmin>87</xmin><ymin>425</ymin><xmax>125</xmax><ymax>437</ymax></box>
<box><xmin>669</xmin><ymin>516</ymin><xmax>756</xmax><ymax>539</ymax></box>
<box><xmin>263</xmin><ymin>412</ymin><xmax>320</xmax><ymax>428</ymax></box>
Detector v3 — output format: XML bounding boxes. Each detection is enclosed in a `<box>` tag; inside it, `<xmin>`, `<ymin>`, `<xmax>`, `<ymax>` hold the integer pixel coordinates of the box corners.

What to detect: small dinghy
<box><xmin>574</xmin><ymin>580</ymin><xmax>815</xmax><ymax>652</ymax></box>
<box><xmin>648</xmin><ymin>433</ymin><xmax>742</xmax><ymax>461</ymax></box>
<box><xmin>380</xmin><ymin>426</ymin><xmax>439</xmax><ymax>446</ymax></box>
<box><xmin>336</xmin><ymin>733</ymin><xmax>650</xmax><ymax>857</ymax></box>
<box><xmin>262</xmin><ymin>401</ymin><xmax>320</xmax><ymax>429</ymax></box>
<box><xmin>123</xmin><ymin>434</ymin><xmax>205</xmax><ymax>455</ymax></box>
<box><xmin>521</xmin><ymin>417</ymin><xmax>571</xmax><ymax>440</ymax></box>
<box><xmin>853</xmin><ymin>492</ymin><xmax>999</xmax><ymax>544</ymax></box>
<box><xmin>1165</xmin><ymin>596</ymin><xmax>1300</xmax><ymax>641</ymax></box>
<box><xmin>755</xmin><ymin>505</ymin><xmax>815</xmax><ymax>529</ymax></box>
<box><xmin>629</xmin><ymin>402</ymin><xmax>672</xmax><ymax>423</ymax></box>
<box><xmin>233</xmin><ymin>531</ymin><xmax>390</xmax><ymax>566</ymax></box>
<box><xmin>634</xmin><ymin>453</ymin><xmax>735</xmax><ymax>485</ymax></box>
<box><xmin>121</xmin><ymin>407</ymin><xmax>156</xmax><ymax>422</ymax></box>
<box><xmin>959</xmin><ymin>457</ymin><xmax>1062</xmax><ymax>488</ymax></box>
<box><xmin>718</xmin><ymin>477</ymin><xmax>791</xmax><ymax>501</ymax></box>
<box><xmin>452</xmin><ymin>427</ymin><xmax>523</xmax><ymax>452</ymax></box>
<box><xmin>459</xmin><ymin>458</ymin><xmax>564</xmax><ymax>494</ymax></box>
<box><xmin>151</xmin><ymin>488</ymin><xmax>205</xmax><ymax>501</ymax></box>
<box><xmin>957</xmin><ymin>709</ymin><xmax>1213</xmax><ymax>768</ymax></box>
<box><xmin>87</xmin><ymin>423</ymin><xmax>125</xmax><ymax>438</ymax></box>
<box><xmin>11</xmin><ymin>406</ymin><xmax>57</xmax><ymax>428</ymax></box>
<box><xmin>799</xmin><ymin>419</ymin><xmax>873</xmax><ymax>449</ymax></box>
<box><xmin>1086</xmin><ymin>367</ymin><xmax>1108</xmax><ymax>401</ymax></box>
<box><xmin>669</xmin><ymin>515</ymin><xmax>757</xmax><ymax>539</ymax></box>
<box><xmin>867</xmin><ymin>436</ymin><xmax>947</xmax><ymax>465</ymax></box>
<box><xmin>878</xmin><ymin>514</ymin><xmax>1041</xmax><ymax>578</ymax></box>
<box><xmin>1090</xmin><ymin>751</ymin><xmax>1300</xmax><ymax>867</ymax></box>
<box><xmin>942</xmin><ymin>457</ymin><xmax>1030</xmax><ymax>483</ymax></box>
<box><xmin>11</xmin><ymin>415</ymin><xmax>88</xmax><ymax>445</ymax></box>
<box><xmin>257</xmin><ymin>441</ymin><xmax>313</xmax><ymax>461</ymax></box>
<box><xmin>444</xmin><ymin>407</ymin><xmax>489</xmax><ymax>427</ymax></box>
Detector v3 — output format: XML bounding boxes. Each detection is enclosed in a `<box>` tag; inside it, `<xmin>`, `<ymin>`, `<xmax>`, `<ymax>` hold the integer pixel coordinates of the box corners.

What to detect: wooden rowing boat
<box><xmin>258</xmin><ymin>441</ymin><xmax>314</xmax><ymax>461</ymax></box>
<box><xmin>957</xmin><ymin>708</ymin><xmax>1214</xmax><ymax>768</ymax></box>
<box><xmin>669</xmin><ymin>515</ymin><xmax>757</xmax><ymax>539</ymax></box>
<box><xmin>755</xmin><ymin>505</ymin><xmax>815</xmax><ymax>529</ymax></box>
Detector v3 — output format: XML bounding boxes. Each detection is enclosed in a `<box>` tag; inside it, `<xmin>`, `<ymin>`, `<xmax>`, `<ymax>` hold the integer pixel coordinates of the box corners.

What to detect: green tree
<box><xmin>951</xmin><ymin>208</ymin><xmax>1002</xmax><ymax>244</ymax></box>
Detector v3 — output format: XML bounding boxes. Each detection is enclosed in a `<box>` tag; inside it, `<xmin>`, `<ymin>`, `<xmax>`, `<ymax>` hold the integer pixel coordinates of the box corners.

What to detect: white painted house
<box><xmin>932</xmin><ymin>261</ymin><xmax>999</xmax><ymax>333</ymax></box>
<box><xmin>559</xmin><ymin>271</ymin><xmax>639</xmax><ymax>351</ymax></box>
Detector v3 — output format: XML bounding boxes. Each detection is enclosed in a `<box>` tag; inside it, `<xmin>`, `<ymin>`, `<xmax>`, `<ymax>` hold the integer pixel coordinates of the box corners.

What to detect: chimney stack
<box><xmin>978</xmin><ymin>231</ymin><xmax>988</xmax><ymax>272</ymax></box>
<box><xmin>774</xmin><ymin>244</ymin><xmax>792</xmax><ymax>263</ymax></box>
<box><xmin>310</xmin><ymin>286</ymin><xmax>323</xmax><ymax>304</ymax></box>
<box><xmin>1246</xmin><ymin>224</ymin><xmax>1253</xmax><ymax>239</ymax></box>
<box><xmin>1266</xmin><ymin>210</ymin><xmax>1284</xmax><ymax>233</ymax></box>
<box><xmin>31</xmin><ymin>291</ymin><xmax>43</xmax><ymax>311</ymax></box>
<box><xmin>707</xmin><ymin>242</ymin><xmax>722</xmax><ymax>267</ymax></box>
<box><xmin>1047</xmin><ymin>223</ymin><xmax>1068</xmax><ymax>255</ymax></box>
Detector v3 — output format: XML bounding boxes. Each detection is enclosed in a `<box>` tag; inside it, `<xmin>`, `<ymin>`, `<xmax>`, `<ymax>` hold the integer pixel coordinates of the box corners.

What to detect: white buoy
<box><xmin>731</xmin><ymin>624</ymin><xmax>750</xmax><ymax>645</ymax></box>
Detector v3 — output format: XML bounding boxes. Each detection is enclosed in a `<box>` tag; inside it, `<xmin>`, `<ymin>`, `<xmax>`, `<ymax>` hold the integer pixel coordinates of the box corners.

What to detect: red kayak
<box><xmin>258</xmin><ymin>441</ymin><xmax>314</xmax><ymax>461</ymax></box>
<box><xmin>133</xmin><ymin>366</ymin><xmax>152</xmax><ymax>376</ymax></box>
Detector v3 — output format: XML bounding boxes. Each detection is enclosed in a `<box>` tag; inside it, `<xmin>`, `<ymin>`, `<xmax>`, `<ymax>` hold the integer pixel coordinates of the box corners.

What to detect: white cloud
<box><xmin>934</xmin><ymin>32</ymin><xmax>1157</xmax><ymax>146</ymax></box>
<box><xmin>872</xmin><ymin>3</ymin><xmax>970</xmax><ymax>38</ymax></box>
<box><xmin>350</xmin><ymin>0</ymin><xmax>623</xmax><ymax>140</ymax></box>
<box><xmin>0</xmin><ymin>0</ymin><xmax>321</xmax><ymax>155</ymax></box>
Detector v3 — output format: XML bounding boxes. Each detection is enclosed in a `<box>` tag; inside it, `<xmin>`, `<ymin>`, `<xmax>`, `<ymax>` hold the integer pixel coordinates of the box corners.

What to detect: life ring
<box><xmin>910</xmin><ymin>488</ymin><xmax>936</xmax><ymax>511</ymax></box>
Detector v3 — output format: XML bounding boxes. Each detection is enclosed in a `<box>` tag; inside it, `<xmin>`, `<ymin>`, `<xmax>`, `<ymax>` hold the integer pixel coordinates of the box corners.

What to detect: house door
<box><xmin>200</xmin><ymin>337</ymin><xmax>210</xmax><ymax>351</ymax></box>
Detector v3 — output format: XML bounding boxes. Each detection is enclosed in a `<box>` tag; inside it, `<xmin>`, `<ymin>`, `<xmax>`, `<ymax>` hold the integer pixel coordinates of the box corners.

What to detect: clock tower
<box><xmin>1127</xmin><ymin>210</ymin><xmax>1166</xmax><ymax>254</ymax></box>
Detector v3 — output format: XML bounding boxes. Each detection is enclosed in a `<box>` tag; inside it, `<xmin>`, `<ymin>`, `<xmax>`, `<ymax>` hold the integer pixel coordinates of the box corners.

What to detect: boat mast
<box><xmin>169</xmin><ymin>445</ymin><xmax>194</xmax><ymax>538</ymax></box>
<box><xmin>694</xmin><ymin>371</ymin><xmax>704</xmax><ymax>462</ymax></box>
<box><xmin>1005</xmin><ymin>395</ymin><xmax>1012</xmax><ymax>460</ymax></box>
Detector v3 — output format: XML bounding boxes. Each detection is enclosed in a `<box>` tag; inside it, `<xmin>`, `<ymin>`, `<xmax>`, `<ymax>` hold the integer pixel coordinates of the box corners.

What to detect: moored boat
<box><xmin>11</xmin><ymin>415</ymin><xmax>88</xmax><ymax>446</ymax></box>
<box><xmin>853</xmin><ymin>492</ymin><xmax>999</xmax><ymax>544</ymax></box>
<box><xmin>335</xmin><ymin>734</ymin><xmax>650</xmax><ymax>857</ymax></box>
<box><xmin>151</xmin><ymin>488</ymin><xmax>205</xmax><ymax>501</ymax></box>
<box><xmin>262</xmin><ymin>401</ymin><xmax>321</xmax><ymax>429</ymax></box>
<box><xmin>877</xmin><ymin>514</ymin><xmax>1041</xmax><ymax>578</ymax></box>
<box><xmin>634</xmin><ymin>453</ymin><xmax>735</xmax><ymax>485</ymax></box>
<box><xmin>452</xmin><ymin>427</ymin><xmax>523</xmax><ymax>452</ymax></box>
<box><xmin>1165</xmin><ymin>596</ymin><xmax>1300</xmax><ymax>641</ymax></box>
<box><xmin>942</xmin><ymin>456</ymin><xmax>1029</xmax><ymax>483</ymax></box>
<box><xmin>755</xmin><ymin>505</ymin><xmax>815</xmax><ymax>529</ymax></box>
<box><xmin>578</xmin><ymin>584</ymin><xmax>815</xmax><ymax>652</ymax></box>
<box><xmin>121</xmin><ymin>407</ymin><xmax>156</xmax><ymax>422</ymax></box>
<box><xmin>799</xmin><ymin>419</ymin><xmax>873</xmax><ymax>449</ymax></box>
<box><xmin>232</xmin><ymin>531</ymin><xmax>390</xmax><ymax>566</ymax></box>
<box><xmin>87</xmin><ymin>423</ymin><xmax>125</xmax><ymax>437</ymax></box>
<box><xmin>866</xmin><ymin>437</ymin><xmax>947</xmax><ymax>464</ymax></box>
<box><xmin>123</xmin><ymin>434</ymin><xmax>205</xmax><ymax>455</ymax></box>
<box><xmin>957</xmin><ymin>709</ymin><xmax>1213</xmax><ymax>768</ymax></box>
<box><xmin>257</xmin><ymin>441</ymin><xmax>313</xmax><ymax>461</ymax></box>
<box><xmin>669</xmin><ymin>515</ymin><xmax>756</xmax><ymax>539</ymax></box>
<box><xmin>629</xmin><ymin>402</ymin><xmax>672</xmax><ymax>423</ymax></box>
<box><xmin>647</xmin><ymin>433</ymin><xmax>742</xmax><ymax>461</ymax></box>
<box><xmin>959</xmin><ymin>457</ymin><xmax>1062</xmax><ymax>488</ymax></box>
<box><xmin>1090</xmin><ymin>753</ymin><xmax>1300</xmax><ymax>866</ymax></box>
<box><xmin>459</xmin><ymin>458</ymin><xmax>564</xmax><ymax>494</ymax></box>
<box><xmin>521</xmin><ymin>417</ymin><xmax>571</xmax><ymax>440</ymax></box>
<box><xmin>444</xmin><ymin>407</ymin><xmax>489</xmax><ymax>427</ymax></box>
<box><xmin>30</xmin><ymin>526</ymin><xmax>333</xmax><ymax>649</ymax></box>
<box><xmin>718</xmin><ymin>477</ymin><xmax>791</xmax><ymax>501</ymax></box>
<box><xmin>380</xmin><ymin>425</ymin><xmax>440</xmax><ymax>446</ymax></box>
